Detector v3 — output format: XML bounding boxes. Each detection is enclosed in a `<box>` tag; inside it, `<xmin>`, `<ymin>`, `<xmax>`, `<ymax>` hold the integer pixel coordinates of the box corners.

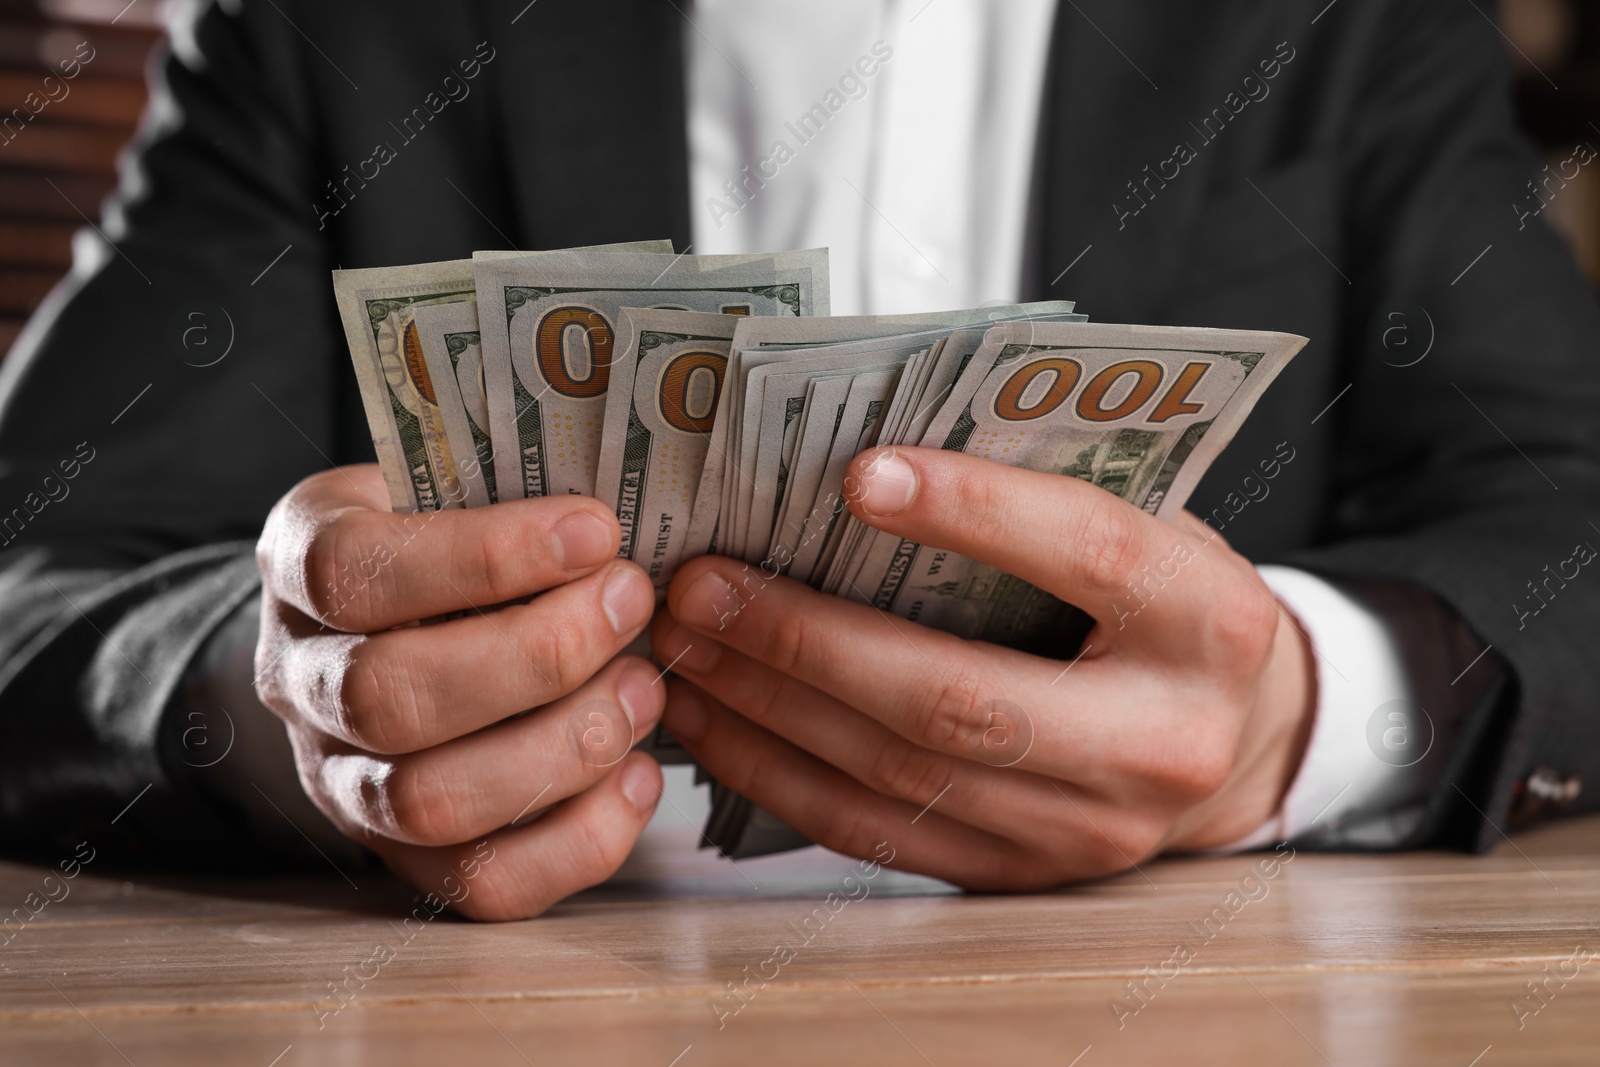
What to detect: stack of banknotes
<box><xmin>334</xmin><ymin>242</ymin><xmax>1306</xmax><ymax>858</ymax></box>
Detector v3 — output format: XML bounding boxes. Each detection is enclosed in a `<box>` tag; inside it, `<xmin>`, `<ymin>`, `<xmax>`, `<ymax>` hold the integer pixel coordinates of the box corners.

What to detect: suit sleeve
<box><xmin>0</xmin><ymin>1</ymin><xmax>349</xmax><ymax>869</ymax></box>
<box><xmin>1275</xmin><ymin>0</ymin><xmax>1600</xmax><ymax>850</ymax></box>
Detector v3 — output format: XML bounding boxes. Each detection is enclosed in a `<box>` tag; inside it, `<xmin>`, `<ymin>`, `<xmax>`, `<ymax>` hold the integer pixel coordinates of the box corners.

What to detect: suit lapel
<box><xmin>1029</xmin><ymin>2</ymin><xmax>1253</xmax><ymax>322</ymax></box>
<box><xmin>485</xmin><ymin>0</ymin><xmax>692</xmax><ymax>251</ymax></box>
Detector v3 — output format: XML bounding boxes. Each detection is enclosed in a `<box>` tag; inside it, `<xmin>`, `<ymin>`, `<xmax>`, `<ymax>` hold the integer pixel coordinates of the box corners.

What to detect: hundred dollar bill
<box><xmin>843</xmin><ymin>321</ymin><xmax>1307</xmax><ymax>652</ymax></box>
<box><xmin>474</xmin><ymin>240</ymin><xmax>674</xmax><ymax>265</ymax></box>
<box><xmin>769</xmin><ymin>374</ymin><xmax>855</xmax><ymax>583</ymax></box>
<box><xmin>739</xmin><ymin>353</ymin><xmax>912</xmax><ymax>563</ymax></box>
<box><xmin>411</xmin><ymin>301</ymin><xmax>496</xmax><ymax>508</ymax></box>
<box><xmin>821</xmin><ymin>321</ymin><xmax>1063</xmax><ymax>593</ymax></box>
<box><xmin>474</xmin><ymin>249</ymin><xmax>829</xmax><ymax>501</ymax></box>
<box><xmin>594</xmin><ymin>309</ymin><xmax>739</xmax><ymax>590</ymax></box>
<box><xmin>335</xmin><ymin>259</ymin><xmax>479</xmax><ymax>512</ymax></box>
<box><xmin>335</xmin><ymin>241</ymin><xmax>673</xmax><ymax>513</ymax></box>
<box><xmin>766</xmin><ymin>373</ymin><xmax>854</xmax><ymax>577</ymax></box>
<box><xmin>798</xmin><ymin>367</ymin><xmax>898</xmax><ymax>586</ymax></box>
<box><xmin>684</xmin><ymin>302</ymin><xmax>1080</xmax><ymax>561</ymax></box>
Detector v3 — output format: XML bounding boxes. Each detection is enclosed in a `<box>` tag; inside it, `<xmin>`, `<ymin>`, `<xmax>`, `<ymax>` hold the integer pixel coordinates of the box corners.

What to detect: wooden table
<box><xmin>2</xmin><ymin>815</ymin><xmax>1598</xmax><ymax>1066</ymax></box>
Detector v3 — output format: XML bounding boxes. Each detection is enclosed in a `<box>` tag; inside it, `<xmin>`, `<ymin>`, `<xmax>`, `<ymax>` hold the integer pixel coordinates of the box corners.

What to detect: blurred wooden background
<box><xmin>0</xmin><ymin>0</ymin><xmax>158</xmax><ymax>357</ymax></box>
<box><xmin>0</xmin><ymin>0</ymin><xmax>1597</xmax><ymax>361</ymax></box>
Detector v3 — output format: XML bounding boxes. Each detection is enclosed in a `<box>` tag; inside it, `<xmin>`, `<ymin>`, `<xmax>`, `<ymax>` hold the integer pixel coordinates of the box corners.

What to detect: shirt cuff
<box><xmin>1215</xmin><ymin>566</ymin><xmax>1435</xmax><ymax>851</ymax></box>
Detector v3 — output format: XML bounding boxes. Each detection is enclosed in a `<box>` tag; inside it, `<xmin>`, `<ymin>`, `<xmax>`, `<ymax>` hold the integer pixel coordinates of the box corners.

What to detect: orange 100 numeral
<box><xmin>658</xmin><ymin>349</ymin><xmax>726</xmax><ymax>434</ymax></box>
<box><xmin>536</xmin><ymin>306</ymin><xmax>614</xmax><ymax>398</ymax></box>
<box><xmin>993</xmin><ymin>358</ymin><xmax>1212</xmax><ymax>424</ymax></box>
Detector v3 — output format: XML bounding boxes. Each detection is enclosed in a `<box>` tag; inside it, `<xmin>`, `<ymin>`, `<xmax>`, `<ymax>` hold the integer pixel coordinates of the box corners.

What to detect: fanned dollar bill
<box><xmin>411</xmin><ymin>301</ymin><xmax>497</xmax><ymax>508</ymax></box>
<box><xmin>835</xmin><ymin>321</ymin><xmax>1307</xmax><ymax>652</ymax></box>
<box><xmin>767</xmin><ymin>373</ymin><xmax>854</xmax><ymax>581</ymax></box>
<box><xmin>594</xmin><ymin>309</ymin><xmax>739</xmax><ymax>590</ymax></box>
<box><xmin>335</xmin><ymin>241</ymin><xmax>673</xmax><ymax>512</ymax></box>
<box><xmin>735</xmin><ymin>356</ymin><xmax>898</xmax><ymax>562</ymax></box>
<box><xmin>474</xmin><ymin>249</ymin><xmax>829</xmax><ymax>501</ymax></box>
<box><xmin>335</xmin><ymin>259</ymin><xmax>479</xmax><ymax>512</ymax></box>
<box><xmin>786</xmin><ymin>370</ymin><xmax>896</xmax><ymax>585</ymax></box>
<box><xmin>685</xmin><ymin>303</ymin><xmax>1083</xmax><ymax>568</ymax></box>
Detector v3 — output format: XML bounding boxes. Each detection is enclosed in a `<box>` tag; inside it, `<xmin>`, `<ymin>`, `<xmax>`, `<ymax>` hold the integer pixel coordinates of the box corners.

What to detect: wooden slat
<box><xmin>0</xmin><ymin>268</ymin><xmax>59</xmax><ymax>313</ymax></box>
<box><xmin>0</xmin><ymin>118</ymin><xmax>127</xmax><ymax>172</ymax></box>
<box><xmin>0</xmin><ymin>218</ymin><xmax>75</xmax><ymax>267</ymax></box>
<box><xmin>0</xmin><ymin>6</ymin><xmax>157</xmax><ymax>336</ymax></box>
<box><xmin>0</xmin><ymin>71</ymin><xmax>145</xmax><ymax>124</ymax></box>
<box><xmin>0</xmin><ymin>171</ymin><xmax>114</xmax><ymax>220</ymax></box>
<box><xmin>0</xmin><ymin>20</ymin><xmax>160</xmax><ymax>80</ymax></box>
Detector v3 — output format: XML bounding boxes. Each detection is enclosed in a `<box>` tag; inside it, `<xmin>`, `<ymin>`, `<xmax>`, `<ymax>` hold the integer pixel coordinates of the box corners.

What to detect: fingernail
<box><xmin>858</xmin><ymin>451</ymin><xmax>917</xmax><ymax>517</ymax></box>
<box><xmin>656</xmin><ymin>624</ymin><xmax>722</xmax><ymax>675</ymax></box>
<box><xmin>602</xmin><ymin>565</ymin><xmax>654</xmax><ymax>634</ymax></box>
<box><xmin>616</xmin><ymin>663</ymin><xmax>664</xmax><ymax>729</ymax></box>
<box><xmin>619</xmin><ymin>758</ymin><xmax>660</xmax><ymax>815</ymax></box>
<box><xmin>552</xmin><ymin>511</ymin><xmax>615</xmax><ymax>570</ymax></box>
<box><xmin>678</xmin><ymin>571</ymin><xmax>744</xmax><ymax>631</ymax></box>
<box><xmin>664</xmin><ymin>687</ymin><xmax>709</xmax><ymax>742</ymax></box>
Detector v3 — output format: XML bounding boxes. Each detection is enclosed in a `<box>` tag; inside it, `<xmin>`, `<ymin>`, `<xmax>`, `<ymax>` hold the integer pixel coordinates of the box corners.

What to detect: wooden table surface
<box><xmin>2</xmin><ymin>815</ymin><xmax>1598</xmax><ymax>1066</ymax></box>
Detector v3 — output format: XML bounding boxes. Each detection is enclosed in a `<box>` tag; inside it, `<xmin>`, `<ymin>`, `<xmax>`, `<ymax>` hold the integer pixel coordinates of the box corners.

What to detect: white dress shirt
<box><xmin>685</xmin><ymin>0</ymin><xmax>1428</xmax><ymax>849</ymax></box>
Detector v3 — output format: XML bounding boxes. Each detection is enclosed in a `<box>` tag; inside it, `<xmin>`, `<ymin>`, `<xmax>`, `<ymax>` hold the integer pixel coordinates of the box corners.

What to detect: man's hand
<box><xmin>652</xmin><ymin>446</ymin><xmax>1316</xmax><ymax>889</ymax></box>
<box><xmin>254</xmin><ymin>464</ymin><xmax>663</xmax><ymax>920</ymax></box>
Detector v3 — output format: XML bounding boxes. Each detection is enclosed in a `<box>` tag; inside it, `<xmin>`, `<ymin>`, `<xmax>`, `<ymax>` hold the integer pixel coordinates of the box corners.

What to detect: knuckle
<box><xmin>759</xmin><ymin>605</ymin><xmax>812</xmax><ymax>677</ymax></box>
<box><xmin>1207</xmin><ymin>578</ymin><xmax>1280</xmax><ymax>669</ymax></box>
<box><xmin>1115</xmin><ymin>817</ymin><xmax>1170</xmax><ymax>865</ymax></box>
<box><xmin>952</xmin><ymin>473</ymin><xmax>1011</xmax><ymax>546</ymax></box>
<box><xmin>1072</xmin><ymin>500</ymin><xmax>1144</xmax><ymax>595</ymax></box>
<box><xmin>816</xmin><ymin>802</ymin><xmax>884</xmax><ymax>865</ymax></box>
<box><xmin>1147</xmin><ymin>726</ymin><xmax>1236</xmax><ymax>801</ymax></box>
<box><xmin>336</xmin><ymin>645</ymin><xmax>420</xmax><ymax>754</ymax></box>
<box><xmin>864</xmin><ymin>740</ymin><xmax>951</xmax><ymax>805</ymax></box>
<box><xmin>569</xmin><ymin>805</ymin><xmax>632</xmax><ymax>884</ymax></box>
<box><xmin>1076</xmin><ymin>808</ymin><xmax>1166</xmax><ymax>873</ymax></box>
<box><xmin>453</xmin><ymin>522</ymin><xmax>523</xmax><ymax>606</ymax></box>
<box><xmin>916</xmin><ymin>666</ymin><xmax>990</xmax><ymax>752</ymax></box>
<box><xmin>383</xmin><ymin>759</ymin><xmax>460</xmax><ymax>845</ymax></box>
<box><xmin>1184</xmin><ymin>733</ymin><xmax>1238</xmax><ymax>799</ymax></box>
<box><xmin>303</xmin><ymin>522</ymin><xmax>367</xmax><ymax>625</ymax></box>
<box><xmin>253</xmin><ymin>669</ymin><xmax>283</xmax><ymax>713</ymax></box>
<box><xmin>718</xmin><ymin>671</ymin><xmax>789</xmax><ymax>727</ymax></box>
<box><xmin>520</xmin><ymin>615</ymin><xmax>596</xmax><ymax>699</ymax></box>
<box><xmin>256</xmin><ymin>482</ymin><xmax>308</xmax><ymax>585</ymax></box>
<box><xmin>252</xmin><ymin>642</ymin><xmax>289</xmax><ymax>715</ymax></box>
<box><xmin>1077</xmin><ymin>832</ymin><xmax>1133</xmax><ymax>877</ymax></box>
<box><xmin>255</xmin><ymin>676</ymin><xmax>292</xmax><ymax>722</ymax></box>
<box><xmin>744</xmin><ymin>677</ymin><xmax>788</xmax><ymax>724</ymax></box>
<box><xmin>952</xmin><ymin>473</ymin><xmax>1073</xmax><ymax>579</ymax></box>
<box><xmin>254</xmin><ymin>518</ymin><xmax>279</xmax><ymax>585</ymax></box>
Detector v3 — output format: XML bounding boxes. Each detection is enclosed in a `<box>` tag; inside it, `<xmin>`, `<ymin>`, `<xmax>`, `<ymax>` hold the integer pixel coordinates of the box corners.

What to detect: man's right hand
<box><xmin>253</xmin><ymin>464</ymin><xmax>663</xmax><ymax>920</ymax></box>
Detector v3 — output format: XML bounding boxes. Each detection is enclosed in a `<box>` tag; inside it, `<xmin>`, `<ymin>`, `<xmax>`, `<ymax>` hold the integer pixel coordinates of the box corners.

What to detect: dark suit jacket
<box><xmin>1</xmin><ymin>0</ymin><xmax>1597</xmax><ymax>869</ymax></box>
